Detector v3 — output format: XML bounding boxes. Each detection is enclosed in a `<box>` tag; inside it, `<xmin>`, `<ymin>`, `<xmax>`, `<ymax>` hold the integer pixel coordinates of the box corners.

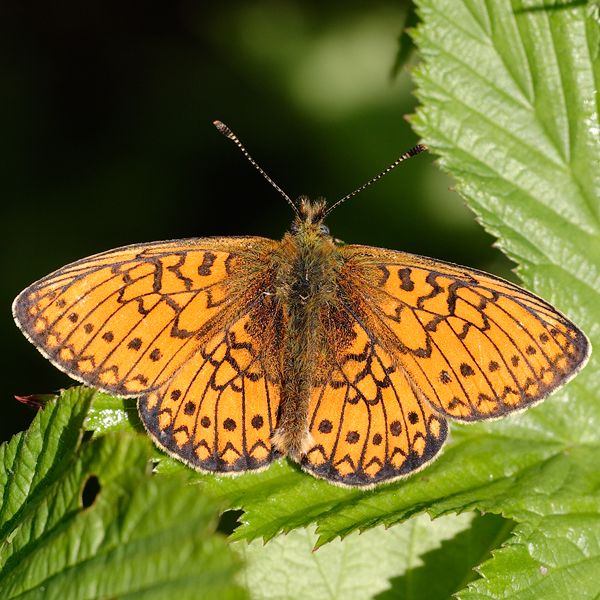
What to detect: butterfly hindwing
<box><xmin>302</xmin><ymin>316</ymin><xmax>448</xmax><ymax>487</ymax></box>
<box><xmin>139</xmin><ymin>311</ymin><xmax>281</xmax><ymax>474</ymax></box>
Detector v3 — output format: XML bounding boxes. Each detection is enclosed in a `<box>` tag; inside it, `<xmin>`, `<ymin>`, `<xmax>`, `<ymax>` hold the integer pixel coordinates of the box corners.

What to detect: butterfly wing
<box><xmin>302</xmin><ymin>316</ymin><xmax>448</xmax><ymax>487</ymax></box>
<box><xmin>341</xmin><ymin>246</ymin><xmax>591</xmax><ymax>422</ymax></box>
<box><xmin>13</xmin><ymin>237</ymin><xmax>284</xmax><ymax>473</ymax></box>
<box><xmin>302</xmin><ymin>244</ymin><xmax>590</xmax><ymax>487</ymax></box>
<box><xmin>138</xmin><ymin>309</ymin><xmax>282</xmax><ymax>473</ymax></box>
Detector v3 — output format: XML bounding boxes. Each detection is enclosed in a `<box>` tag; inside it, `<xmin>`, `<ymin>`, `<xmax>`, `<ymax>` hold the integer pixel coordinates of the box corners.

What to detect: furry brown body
<box><xmin>271</xmin><ymin>198</ymin><xmax>340</xmax><ymax>459</ymax></box>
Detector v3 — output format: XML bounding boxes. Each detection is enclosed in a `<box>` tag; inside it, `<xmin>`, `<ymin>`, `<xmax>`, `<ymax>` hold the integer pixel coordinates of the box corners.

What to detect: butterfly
<box><xmin>13</xmin><ymin>122</ymin><xmax>591</xmax><ymax>488</ymax></box>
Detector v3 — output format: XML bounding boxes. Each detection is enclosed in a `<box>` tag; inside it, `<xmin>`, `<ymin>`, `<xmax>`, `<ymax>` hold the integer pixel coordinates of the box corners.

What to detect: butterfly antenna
<box><xmin>214</xmin><ymin>120</ymin><xmax>299</xmax><ymax>216</ymax></box>
<box><xmin>324</xmin><ymin>144</ymin><xmax>427</xmax><ymax>216</ymax></box>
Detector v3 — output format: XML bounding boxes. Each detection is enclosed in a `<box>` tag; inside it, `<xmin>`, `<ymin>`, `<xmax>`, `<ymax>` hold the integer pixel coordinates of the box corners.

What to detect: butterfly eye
<box><xmin>290</xmin><ymin>222</ymin><xmax>300</xmax><ymax>233</ymax></box>
<box><xmin>320</xmin><ymin>224</ymin><xmax>330</xmax><ymax>236</ymax></box>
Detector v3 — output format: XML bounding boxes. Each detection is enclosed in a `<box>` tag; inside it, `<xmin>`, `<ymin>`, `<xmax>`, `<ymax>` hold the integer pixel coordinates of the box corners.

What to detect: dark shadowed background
<box><xmin>2</xmin><ymin>0</ymin><xmax>511</xmax><ymax>442</ymax></box>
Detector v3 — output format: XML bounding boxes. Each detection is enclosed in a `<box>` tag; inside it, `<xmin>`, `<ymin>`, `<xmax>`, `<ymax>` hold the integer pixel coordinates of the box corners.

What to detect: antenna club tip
<box><xmin>213</xmin><ymin>120</ymin><xmax>235</xmax><ymax>139</ymax></box>
<box><xmin>410</xmin><ymin>144</ymin><xmax>428</xmax><ymax>156</ymax></box>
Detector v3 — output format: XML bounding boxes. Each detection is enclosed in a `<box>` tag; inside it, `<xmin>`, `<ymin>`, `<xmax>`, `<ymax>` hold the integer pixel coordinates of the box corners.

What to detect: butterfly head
<box><xmin>289</xmin><ymin>197</ymin><xmax>331</xmax><ymax>238</ymax></box>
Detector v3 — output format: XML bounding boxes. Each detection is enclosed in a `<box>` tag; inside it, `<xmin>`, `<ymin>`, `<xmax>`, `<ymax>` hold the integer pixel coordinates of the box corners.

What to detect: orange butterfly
<box><xmin>13</xmin><ymin>122</ymin><xmax>591</xmax><ymax>487</ymax></box>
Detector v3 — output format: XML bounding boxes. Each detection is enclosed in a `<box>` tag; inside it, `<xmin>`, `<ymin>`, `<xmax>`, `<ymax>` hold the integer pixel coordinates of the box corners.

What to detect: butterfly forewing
<box><xmin>343</xmin><ymin>246</ymin><xmax>590</xmax><ymax>423</ymax></box>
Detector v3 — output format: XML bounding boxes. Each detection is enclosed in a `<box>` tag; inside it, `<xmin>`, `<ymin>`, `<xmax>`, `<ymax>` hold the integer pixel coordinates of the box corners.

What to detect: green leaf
<box><xmin>236</xmin><ymin>512</ymin><xmax>508</xmax><ymax>600</ymax></box>
<box><xmin>0</xmin><ymin>388</ymin><xmax>246</xmax><ymax>600</ymax></box>
<box><xmin>0</xmin><ymin>387</ymin><xmax>93</xmax><ymax>538</ymax></box>
<box><xmin>376</xmin><ymin>513</ymin><xmax>513</xmax><ymax>600</ymax></box>
<box><xmin>210</xmin><ymin>428</ymin><xmax>560</xmax><ymax>548</ymax></box>
<box><xmin>407</xmin><ymin>0</ymin><xmax>600</xmax><ymax>598</ymax></box>
<box><xmin>85</xmin><ymin>392</ymin><xmax>141</xmax><ymax>437</ymax></box>
<box><xmin>459</xmin><ymin>514</ymin><xmax>600</xmax><ymax>600</ymax></box>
